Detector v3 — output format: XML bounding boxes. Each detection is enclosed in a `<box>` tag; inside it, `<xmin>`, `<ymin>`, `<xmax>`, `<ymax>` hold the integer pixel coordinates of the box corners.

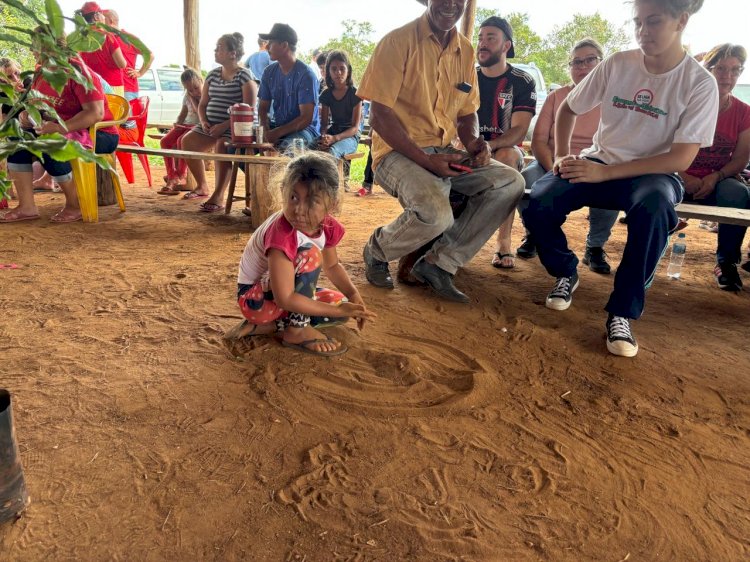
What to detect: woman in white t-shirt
<box><xmin>522</xmin><ymin>0</ymin><xmax>719</xmax><ymax>358</ymax></box>
<box><xmin>518</xmin><ymin>38</ymin><xmax>619</xmax><ymax>275</ymax></box>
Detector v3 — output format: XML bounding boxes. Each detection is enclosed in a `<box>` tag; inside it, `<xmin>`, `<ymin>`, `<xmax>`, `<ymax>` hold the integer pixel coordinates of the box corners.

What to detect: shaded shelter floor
<box><xmin>1</xmin><ymin>166</ymin><xmax>749</xmax><ymax>561</ymax></box>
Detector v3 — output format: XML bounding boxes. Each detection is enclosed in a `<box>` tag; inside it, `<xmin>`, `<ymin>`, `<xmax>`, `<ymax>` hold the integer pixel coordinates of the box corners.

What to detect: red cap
<box><xmin>80</xmin><ymin>2</ymin><xmax>103</xmax><ymax>15</ymax></box>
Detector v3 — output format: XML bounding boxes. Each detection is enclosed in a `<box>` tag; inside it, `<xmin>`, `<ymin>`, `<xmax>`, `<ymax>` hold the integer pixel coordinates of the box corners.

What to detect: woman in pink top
<box><xmin>517</xmin><ymin>38</ymin><xmax>619</xmax><ymax>275</ymax></box>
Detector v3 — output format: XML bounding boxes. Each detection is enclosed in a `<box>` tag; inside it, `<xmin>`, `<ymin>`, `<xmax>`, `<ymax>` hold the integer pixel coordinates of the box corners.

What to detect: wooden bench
<box><xmin>147</xmin><ymin>133</ymin><xmax>166</xmax><ymax>140</ymax></box>
<box><xmin>146</xmin><ymin>122</ymin><xmax>173</xmax><ymax>131</ymax></box>
<box><xmin>116</xmin><ymin>145</ymin><xmax>286</xmax><ymax>228</ymax></box>
<box><xmin>674</xmin><ymin>203</ymin><xmax>750</xmax><ymax>227</ymax></box>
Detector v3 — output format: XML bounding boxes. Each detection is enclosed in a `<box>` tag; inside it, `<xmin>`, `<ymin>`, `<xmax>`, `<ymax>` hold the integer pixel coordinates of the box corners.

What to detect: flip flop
<box><xmin>224</xmin><ymin>319</ymin><xmax>278</xmax><ymax>340</ymax></box>
<box><xmin>157</xmin><ymin>187</ymin><xmax>180</xmax><ymax>196</ymax></box>
<box><xmin>0</xmin><ymin>210</ymin><xmax>40</xmax><ymax>223</ymax></box>
<box><xmin>199</xmin><ymin>202</ymin><xmax>225</xmax><ymax>213</ymax></box>
<box><xmin>281</xmin><ymin>337</ymin><xmax>348</xmax><ymax>357</ymax></box>
<box><xmin>492</xmin><ymin>252</ymin><xmax>515</xmax><ymax>269</ymax></box>
<box><xmin>183</xmin><ymin>191</ymin><xmax>208</xmax><ymax>200</ymax></box>
<box><xmin>50</xmin><ymin>210</ymin><xmax>82</xmax><ymax>223</ymax></box>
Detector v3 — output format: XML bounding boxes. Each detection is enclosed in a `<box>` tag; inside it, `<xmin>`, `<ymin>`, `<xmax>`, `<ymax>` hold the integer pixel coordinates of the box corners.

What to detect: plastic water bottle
<box><xmin>667</xmin><ymin>232</ymin><xmax>687</xmax><ymax>279</ymax></box>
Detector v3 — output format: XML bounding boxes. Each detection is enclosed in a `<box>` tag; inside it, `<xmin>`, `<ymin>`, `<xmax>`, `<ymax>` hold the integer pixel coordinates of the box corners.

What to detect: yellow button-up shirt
<box><xmin>358</xmin><ymin>13</ymin><xmax>480</xmax><ymax>169</ymax></box>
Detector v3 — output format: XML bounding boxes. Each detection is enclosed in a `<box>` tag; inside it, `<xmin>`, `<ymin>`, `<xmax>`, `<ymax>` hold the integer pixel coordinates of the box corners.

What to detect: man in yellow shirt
<box><xmin>358</xmin><ymin>0</ymin><xmax>524</xmax><ymax>303</ymax></box>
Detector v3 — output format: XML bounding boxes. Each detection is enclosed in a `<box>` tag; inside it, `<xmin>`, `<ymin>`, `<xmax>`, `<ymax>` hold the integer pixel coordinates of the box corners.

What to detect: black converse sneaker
<box><xmin>545</xmin><ymin>272</ymin><xmax>579</xmax><ymax>311</ymax></box>
<box><xmin>606</xmin><ymin>314</ymin><xmax>638</xmax><ymax>357</ymax></box>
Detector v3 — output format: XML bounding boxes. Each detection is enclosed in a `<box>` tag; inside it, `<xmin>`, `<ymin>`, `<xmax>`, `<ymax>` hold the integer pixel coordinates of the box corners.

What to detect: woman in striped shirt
<box><xmin>181</xmin><ymin>33</ymin><xmax>257</xmax><ymax>212</ymax></box>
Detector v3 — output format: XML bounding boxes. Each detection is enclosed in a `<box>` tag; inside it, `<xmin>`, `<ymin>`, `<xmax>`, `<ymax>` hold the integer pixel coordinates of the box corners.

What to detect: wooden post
<box><xmin>183</xmin><ymin>0</ymin><xmax>200</xmax><ymax>71</ymax></box>
<box><xmin>97</xmin><ymin>166</ymin><xmax>117</xmax><ymax>206</ymax></box>
<box><xmin>461</xmin><ymin>0</ymin><xmax>477</xmax><ymax>40</ymax></box>
<box><xmin>249</xmin><ymin>159</ymin><xmax>285</xmax><ymax>229</ymax></box>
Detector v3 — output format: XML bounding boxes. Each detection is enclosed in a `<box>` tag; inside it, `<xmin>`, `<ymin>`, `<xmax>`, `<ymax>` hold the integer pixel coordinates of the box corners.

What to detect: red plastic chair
<box><xmin>115</xmin><ymin>96</ymin><xmax>153</xmax><ymax>186</ymax></box>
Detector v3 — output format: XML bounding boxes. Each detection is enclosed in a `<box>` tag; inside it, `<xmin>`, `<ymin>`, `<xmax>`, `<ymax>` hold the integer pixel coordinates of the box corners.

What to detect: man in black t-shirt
<box><xmin>477</xmin><ymin>16</ymin><xmax>536</xmax><ymax>270</ymax></box>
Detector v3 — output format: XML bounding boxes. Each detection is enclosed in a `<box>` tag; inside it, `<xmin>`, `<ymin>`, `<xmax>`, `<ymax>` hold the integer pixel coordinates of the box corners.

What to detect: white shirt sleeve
<box><xmin>673</xmin><ymin>74</ymin><xmax>719</xmax><ymax>147</ymax></box>
<box><xmin>566</xmin><ymin>55</ymin><xmax>612</xmax><ymax>116</ymax></box>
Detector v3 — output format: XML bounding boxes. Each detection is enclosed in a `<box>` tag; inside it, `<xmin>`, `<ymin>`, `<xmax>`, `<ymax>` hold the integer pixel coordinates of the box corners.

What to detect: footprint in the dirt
<box><xmin>297</xmin><ymin>333</ymin><xmax>494</xmax><ymax>415</ymax></box>
<box><xmin>276</xmin><ymin>440</ymin><xmax>361</xmax><ymax>526</ymax></box>
<box><xmin>143</xmin><ymin>281</ymin><xmax>183</xmax><ymax>304</ymax></box>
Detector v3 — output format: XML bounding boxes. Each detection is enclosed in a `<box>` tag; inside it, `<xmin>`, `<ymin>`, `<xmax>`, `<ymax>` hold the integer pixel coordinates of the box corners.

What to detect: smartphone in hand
<box><xmin>449</xmin><ymin>162</ymin><xmax>473</xmax><ymax>173</ymax></box>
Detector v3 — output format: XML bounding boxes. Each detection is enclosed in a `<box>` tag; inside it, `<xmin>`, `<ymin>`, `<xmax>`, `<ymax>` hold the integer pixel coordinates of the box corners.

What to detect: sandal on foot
<box><xmin>158</xmin><ymin>187</ymin><xmax>180</xmax><ymax>196</ymax></box>
<box><xmin>50</xmin><ymin>210</ymin><xmax>82</xmax><ymax>223</ymax></box>
<box><xmin>182</xmin><ymin>191</ymin><xmax>208</xmax><ymax>200</ymax></box>
<box><xmin>0</xmin><ymin>210</ymin><xmax>40</xmax><ymax>223</ymax></box>
<box><xmin>492</xmin><ymin>252</ymin><xmax>515</xmax><ymax>269</ymax></box>
<box><xmin>199</xmin><ymin>202</ymin><xmax>225</xmax><ymax>213</ymax></box>
<box><xmin>281</xmin><ymin>337</ymin><xmax>348</xmax><ymax>357</ymax></box>
<box><xmin>224</xmin><ymin>320</ymin><xmax>277</xmax><ymax>340</ymax></box>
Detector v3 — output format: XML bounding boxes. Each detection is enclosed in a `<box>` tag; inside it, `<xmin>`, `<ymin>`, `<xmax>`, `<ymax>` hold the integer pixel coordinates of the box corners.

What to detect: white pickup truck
<box><xmin>137</xmin><ymin>66</ymin><xmax>185</xmax><ymax>125</ymax></box>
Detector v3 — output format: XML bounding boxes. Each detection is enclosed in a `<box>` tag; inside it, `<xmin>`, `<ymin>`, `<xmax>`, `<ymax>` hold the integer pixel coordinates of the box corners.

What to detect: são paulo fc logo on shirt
<box><xmin>497</xmin><ymin>92</ymin><xmax>512</xmax><ymax>108</ymax></box>
<box><xmin>634</xmin><ymin>89</ymin><xmax>654</xmax><ymax>106</ymax></box>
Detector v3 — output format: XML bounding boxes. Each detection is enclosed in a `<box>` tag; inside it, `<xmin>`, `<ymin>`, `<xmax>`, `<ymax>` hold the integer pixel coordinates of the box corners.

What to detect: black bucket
<box><xmin>0</xmin><ymin>389</ymin><xmax>30</xmax><ymax>523</ymax></box>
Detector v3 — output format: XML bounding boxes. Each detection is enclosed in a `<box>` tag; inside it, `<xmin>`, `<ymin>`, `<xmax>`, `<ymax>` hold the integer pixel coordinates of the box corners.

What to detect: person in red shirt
<box><xmin>77</xmin><ymin>2</ymin><xmax>127</xmax><ymax>95</ymax></box>
<box><xmin>679</xmin><ymin>43</ymin><xmax>750</xmax><ymax>291</ymax></box>
<box><xmin>103</xmin><ymin>9</ymin><xmax>152</xmax><ymax>101</ymax></box>
<box><xmin>1</xmin><ymin>35</ymin><xmax>120</xmax><ymax>224</ymax></box>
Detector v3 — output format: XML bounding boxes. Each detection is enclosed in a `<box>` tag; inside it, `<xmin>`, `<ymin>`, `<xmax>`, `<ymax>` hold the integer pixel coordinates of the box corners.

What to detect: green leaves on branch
<box><xmin>44</xmin><ymin>0</ymin><xmax>64</xmax><ymax>38</ymax></box>
<box><xmin>2</xmin><ymin>134</ymin><xmax>111</xmax><ymax>168</ymax></box>
<box><xmin>0</xmin><ymin>0</ymin><xmax>126</xmax><ymax>202</ymax></box>
<box><xmin>1</xmin><ymin>0</ymin><xmax>44</xmax><ymax>23</ymax></box>
<box><xmin>0</xmin><ymin>135</ymin><xmax>111</xmax><ymax>199</ymax></box>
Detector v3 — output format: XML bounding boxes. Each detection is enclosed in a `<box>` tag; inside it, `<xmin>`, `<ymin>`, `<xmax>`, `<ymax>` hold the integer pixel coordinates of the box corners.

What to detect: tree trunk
<box><xmin>461</xmin><ymin>0</ymin><xmax>477</xmax><ymax>39</ymax></box>
<box><xmin>249</xmin><ymin>160</ymin><xmax>282</xmax><ymax>229</ymax></box>
<box><xmin>183</xmin><ymin>0</ymin><xmax>200</xmax><ymax>71</ymax></box>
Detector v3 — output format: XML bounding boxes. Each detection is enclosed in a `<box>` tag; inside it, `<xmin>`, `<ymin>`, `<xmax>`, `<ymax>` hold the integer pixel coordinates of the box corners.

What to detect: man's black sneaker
<box><xmin>582</xmin><ymin>246</ymin><xmax>611</xmax><ymax>275</ymax></box>
<box><xmin>516</xmin><ymin>235</ymin><xmax>537</xmax><ymax>259</ymax></box>
<box><xmin>606</xmin><ymin>314</ymin><xmax>638</xmax><ymax>357</ymax></box>
<box><xmin>363</xmin><ymin>244</ymin><xmax>394</xmax><ymax>289</ymax></box>
<box><xmin>545</xmin><ymin>272</ymin><xmax>579</xmax><ymax>311</ymax></box>
<box><xmin>714</xmin><ymin>262</ymin><xmax>743</xmax><ymax>291</ymax></box>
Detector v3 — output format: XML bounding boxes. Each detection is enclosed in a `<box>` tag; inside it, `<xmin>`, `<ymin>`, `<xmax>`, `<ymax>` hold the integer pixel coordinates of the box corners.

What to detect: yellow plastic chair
<box><xmin>70</xmin><ymin>94</ymin><xmax>129</xmax><ymax>222</ymax></box>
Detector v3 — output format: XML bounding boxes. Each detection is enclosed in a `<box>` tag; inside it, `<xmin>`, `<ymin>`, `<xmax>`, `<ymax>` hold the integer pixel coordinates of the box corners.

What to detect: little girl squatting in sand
<box><xmin>231</xmin><ymin>152</ymin><xmax>375</xmax><ymax>356</ymax></box>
